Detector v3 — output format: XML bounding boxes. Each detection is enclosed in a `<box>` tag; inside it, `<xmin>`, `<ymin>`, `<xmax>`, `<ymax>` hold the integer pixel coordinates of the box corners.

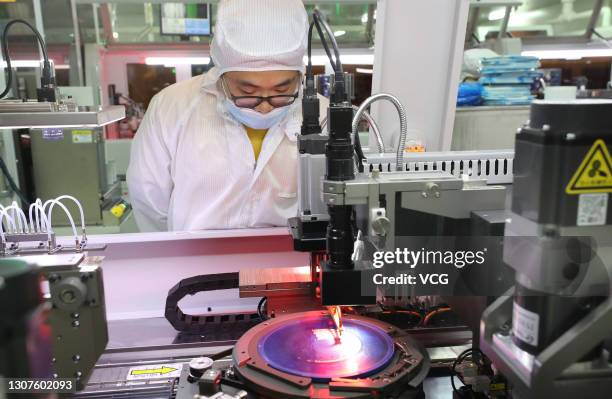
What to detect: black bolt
<box><xmin>563</xmin><ymin>263</ymin><xmax>580</xmax><ymax>281</ymax></box>
<box><xmin>543</xmin><ymin>228</ymin><xmax>557</xmax><ymax>237</ymax></box>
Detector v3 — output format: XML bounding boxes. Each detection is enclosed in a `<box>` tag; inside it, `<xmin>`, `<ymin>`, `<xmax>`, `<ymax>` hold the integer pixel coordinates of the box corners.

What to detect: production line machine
<box><xmin>2</xmin><ymin>14</ymin><xmax>612</xmax><ymax>399</ymax></box>
<box><xmin>480</xmin><ymin>101</ymin><xmax>612</xmax><ymax>399</ymax></box>
<box><xmin>115</xmin><ymin>98</ymin><xmax>610</xmax><ymax>399</ymax></box>
<box><xmin>0</xmin><ymin>19</ymin><xmax>130</xmax><ymax>233</ymax></box>
<box><xmin>2</xmin><ymin>96</ymin><xmax>612</xmax><ymax>399</ymax></box>
<box><xmin>151</xmin><ymin>16</ymin><xmax>517</xmax><ymax>396</ymax></box>
<box><xmin>4</xmin><ymin>97</ymin><xmax>609</xmax><ymax>399</ymax></box>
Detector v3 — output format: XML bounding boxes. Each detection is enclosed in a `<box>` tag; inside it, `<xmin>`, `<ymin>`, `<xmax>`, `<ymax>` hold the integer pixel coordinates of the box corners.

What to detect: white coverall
<box><xmin>127</xmin><ymin>69</ymin><xmax>327</xmax><ymax>231</ymax></box>
<box><xmin>127</xmin><ymin>0</ymin><xmax>321</xmax><ymax>231</ymax></box>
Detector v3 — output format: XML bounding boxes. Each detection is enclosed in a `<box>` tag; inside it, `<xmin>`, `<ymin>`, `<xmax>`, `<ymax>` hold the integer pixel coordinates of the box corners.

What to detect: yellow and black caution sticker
<box><xmin>489</xmin><ymin>382</ymin><xmax>506</xmax><ymax>391</ymax></box>
<box><xmin>126</xmin><ymin>363</ymin><xmax>182</xmax><ymax>380</ymax></box>
<box><xmin>566</xmin><ymin>139</ymin><xmax>612</xmax><ymax>195</ymax></box>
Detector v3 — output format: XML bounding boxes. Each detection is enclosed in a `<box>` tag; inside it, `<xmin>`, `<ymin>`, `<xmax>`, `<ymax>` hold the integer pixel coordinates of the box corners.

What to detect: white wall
<box><xmin>371</xmin><ymin>0</ymin><xmax>470</xmax><ymax>152</ymax></box>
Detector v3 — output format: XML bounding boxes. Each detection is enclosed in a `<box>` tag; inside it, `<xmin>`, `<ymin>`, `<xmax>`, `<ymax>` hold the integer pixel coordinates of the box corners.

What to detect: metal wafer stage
<box><xmin>231</xmin><ymin>311</ymin><xmax>429</xmax><ymax>398</ymax></box>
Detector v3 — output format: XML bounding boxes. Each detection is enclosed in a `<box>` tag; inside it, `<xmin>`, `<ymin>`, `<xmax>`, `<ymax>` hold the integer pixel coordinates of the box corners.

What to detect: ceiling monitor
<box><xmin>161</xmin><ymin>3</ymin><xmax>211</xmax><ymax>36</ymax></box>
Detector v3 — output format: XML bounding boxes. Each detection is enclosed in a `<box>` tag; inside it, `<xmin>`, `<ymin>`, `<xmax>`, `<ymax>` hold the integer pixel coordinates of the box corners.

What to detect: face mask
<box><xmin>224</xmin><ymin>99</ymin><xmax>290</xmax><ymax>130</ymax></box>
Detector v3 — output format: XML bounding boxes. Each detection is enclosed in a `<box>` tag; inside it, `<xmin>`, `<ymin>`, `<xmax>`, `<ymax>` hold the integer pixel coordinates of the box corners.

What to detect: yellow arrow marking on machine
<box><xmin>566</xmin><ymin>139</ymin><xmax>612</xmax><ymax>194</ymax></box>
<box><xmin>130</xmin><ymin>366</ymin><xmax>178</xmax><ymax>376</ymax></box>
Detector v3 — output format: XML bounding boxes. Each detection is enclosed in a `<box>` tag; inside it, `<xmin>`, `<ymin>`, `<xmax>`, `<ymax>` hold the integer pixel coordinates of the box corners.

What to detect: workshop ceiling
<box><xmin>0</xmin><ymin>0</ymin><xmax>610</xmax><ymax>46</ymax></box>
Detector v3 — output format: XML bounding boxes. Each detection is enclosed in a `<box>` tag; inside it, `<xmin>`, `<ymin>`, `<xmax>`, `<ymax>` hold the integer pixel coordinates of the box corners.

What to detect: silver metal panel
<box><xmin>30</xmin><ymin>128</ymin><xmax>106</xmax><ymax>226</ymax></box>
<box><xmin>492</xmin><ymin>333</ymin><xmax>535</xmax><ymax>382</ymax></box>
<box><xmin>297</xmin><ymin>153</ymin><xmax>327</xmax><ymax>216</ymax></box>
<box><xmin>401</xmin><ymin>184</ymin><xmax>507</xmax><ymax>219</ymax></box>
<box><xmin>5</xmin><ymin>233</ymin><xmax>53</xmax><ymax>243</ymax></box>
<box><xmin>367</xmin><ymin>149</ymin><xmax>514</xmax><ymax>163</ymax></box>
<box><xmin>0</xmin><ymin>106</ymin><xmax>125</xmax><ymax>129</ymax></box>
<box><xmin>3</xmin><ymin>253</ymin><xmax>84</xmax><ymax>269</ymax></box>
<box><xmin>323</xmin><ymin>171</ymin><xmax>465</xmax><ymax>207</ymax></box>
<box><xmin>367</xmin><ymin>150</ymin><xmax>514</xmax><ymax>184</ymax></box>
<box><xmin>503</xmin><ymin>212</ymin><xmax>612</xmax><ymax>294</ymax></box>
<box><xmin>374</xmin><ymin>170</ymin><xmax>459</xmax><ymax>184</ymax></box>
<box><xmin>0</xmin><ymin>102</ymin><xmax>55</xmax><ymax>112</ymax></box>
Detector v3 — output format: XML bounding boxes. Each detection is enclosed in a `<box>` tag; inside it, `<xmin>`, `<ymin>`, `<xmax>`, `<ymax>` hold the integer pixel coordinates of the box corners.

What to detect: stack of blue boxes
<box><xmin>478</xmin><ymin>56</ymin><xmax>541</xmax><ymax>106</ymax></box>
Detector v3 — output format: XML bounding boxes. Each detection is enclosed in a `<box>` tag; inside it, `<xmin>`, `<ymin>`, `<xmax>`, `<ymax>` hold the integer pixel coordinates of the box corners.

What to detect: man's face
<box><xmin>223</xmin><ymin>70</ymin><xmax>300</xmax><ymax>114</ymax></box>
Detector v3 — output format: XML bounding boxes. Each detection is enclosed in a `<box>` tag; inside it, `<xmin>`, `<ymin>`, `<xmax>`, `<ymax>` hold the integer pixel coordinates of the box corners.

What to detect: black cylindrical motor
<box><xmin>510</xmin><ymin>100</ymin><xmax>612</xmax><ymax>356</ymax></box>
<box><xmin>512</xmin><ymin>284</ymin><xmax>603</xmax><ymax>356</ymax></box>
<box><xmin>512</xmin><ymin>100</ymin><xmax>612</xmax><ymax>226</ymax></box>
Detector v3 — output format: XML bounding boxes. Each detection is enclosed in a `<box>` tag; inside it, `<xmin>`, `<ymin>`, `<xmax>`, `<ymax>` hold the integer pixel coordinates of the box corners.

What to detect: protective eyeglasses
<box><xmin>221</xmin><ymin>78</ymin><xmax>299</xmax><ymax>109</ymax></box>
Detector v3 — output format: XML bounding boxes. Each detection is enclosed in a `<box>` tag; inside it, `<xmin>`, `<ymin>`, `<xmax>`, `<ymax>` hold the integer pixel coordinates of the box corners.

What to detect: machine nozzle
<box><xmin>327</xmin><ymin>305</ymin><xmax>343</xmax><ymax>343</ymax></box>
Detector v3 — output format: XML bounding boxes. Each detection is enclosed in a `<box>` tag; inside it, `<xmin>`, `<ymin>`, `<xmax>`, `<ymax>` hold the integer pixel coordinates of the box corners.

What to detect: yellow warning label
<box><xmin>490</xmin><ymin>383</ymin><xmax>506</xmax><ymax>391</ymax></box>
<box><xmin>130</xmin><ymin>366</ymin><xmax>177</xmax><ymax>376</ymax></box>
<box><xmin>72</xmin><ymin>130</ymin><xmax>94</xmax><ymax>144</ymax></box>
<box><xmin>566</xmin><ymin>139</ymin><xmax>612</xmax><ymax>195</ymax></box>
<box><xmin>126</xmin><ymin>362</ymin><xmax>183</xmax><ymax>381</ymax></box>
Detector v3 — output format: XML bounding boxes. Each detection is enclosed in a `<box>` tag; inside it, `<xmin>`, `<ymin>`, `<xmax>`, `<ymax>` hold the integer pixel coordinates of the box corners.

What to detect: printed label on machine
<box><xmin>577</xmin><ymin>193</ymin><xmax>609</xmax><ymax>226</ymax></box>
<box><xmin>126</xmin><ymin>363</ymin><xmax>183</xmax><ymax>381</ymax></box>
<box><xmin>42</xmin><ymin>128</ymin><xmax>64</xmax><ymax>141</ymax></box>
<box><xmin>512</xmin><ymin>303</ymin><xmax>539</xmax><ymax>347</ymax></box>
<box><xmin>566</xmin><ymin>139</ymin><xmax>612</xmax><ymax>194</ymax></box>
<box><xmin>71</xmin><ymin>130</ymin><xmax>94</xmax><ymax>144</ymax></box>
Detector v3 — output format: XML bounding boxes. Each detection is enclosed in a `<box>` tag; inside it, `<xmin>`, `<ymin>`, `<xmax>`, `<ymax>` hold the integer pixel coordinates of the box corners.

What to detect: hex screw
<box><xmin>60</xmin><ymin>290</ymin><xmax>76</xmax><ymax>304</ymax></box>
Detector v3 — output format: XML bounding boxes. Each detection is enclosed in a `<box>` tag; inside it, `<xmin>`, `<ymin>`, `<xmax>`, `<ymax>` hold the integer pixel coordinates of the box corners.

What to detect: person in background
<box><xmin>127</xmin><ymin>0</ymin><xmax>325</xmax><ymax>231</ymax></box>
